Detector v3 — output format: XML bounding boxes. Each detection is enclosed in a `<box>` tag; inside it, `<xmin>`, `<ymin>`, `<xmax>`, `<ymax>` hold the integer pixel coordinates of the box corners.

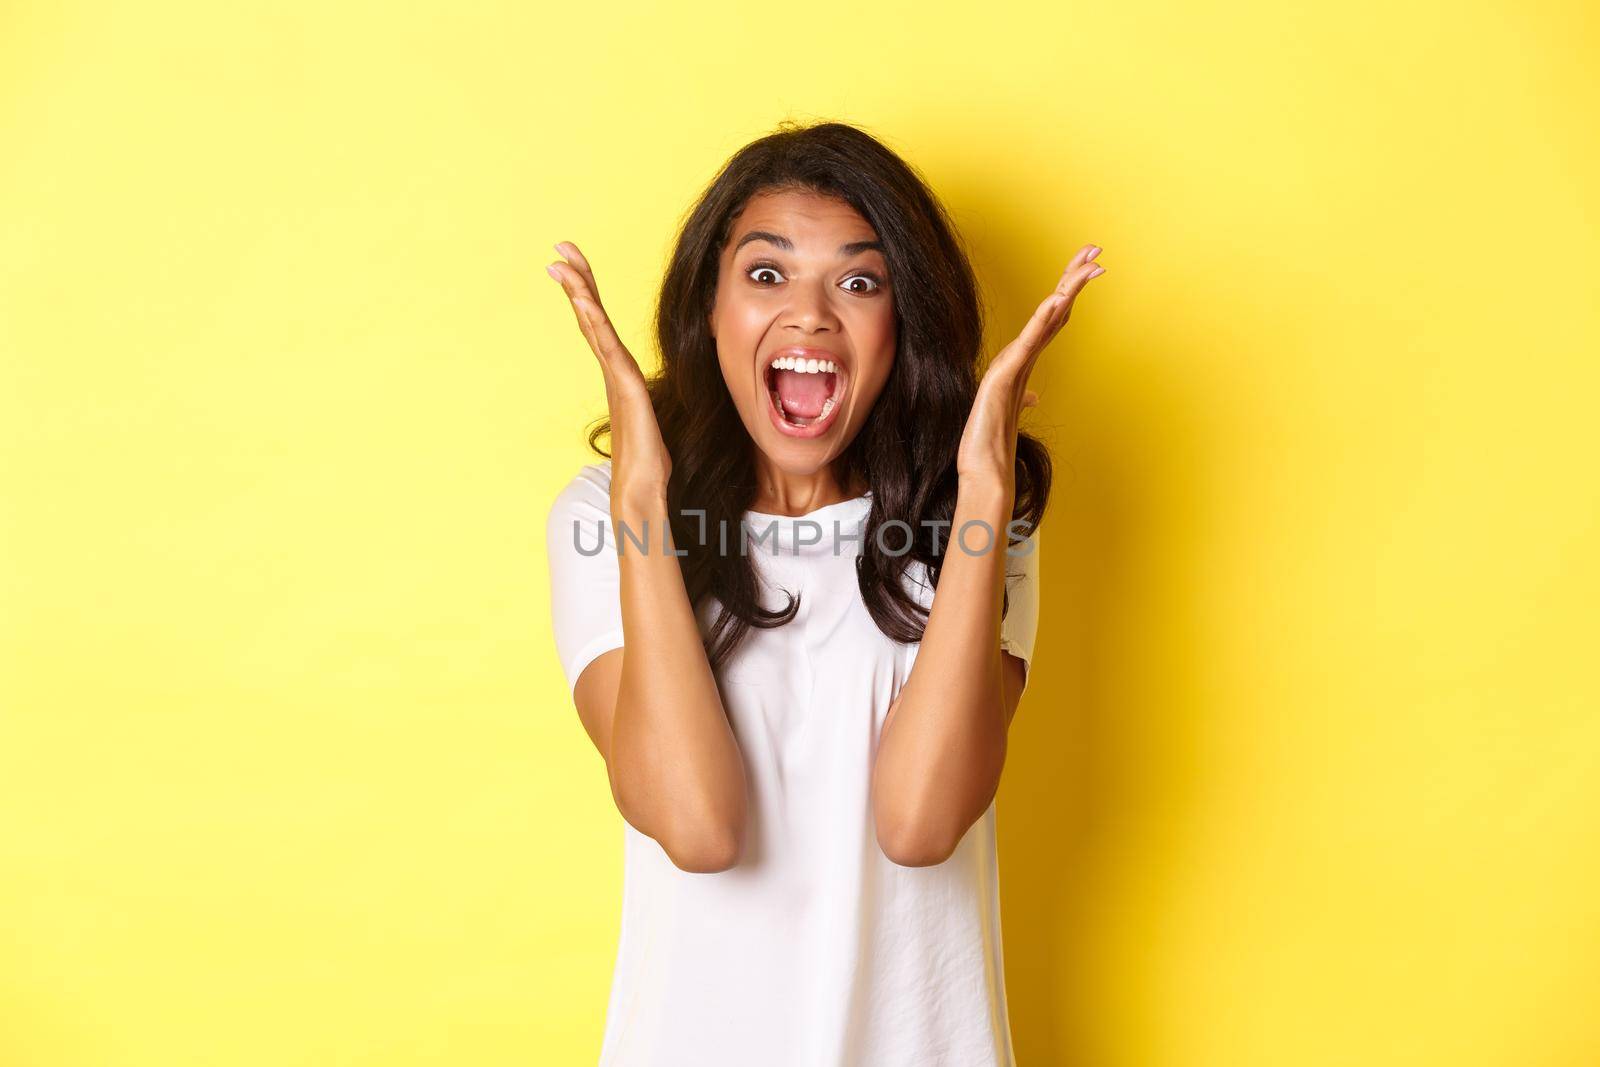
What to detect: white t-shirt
<box><xmin>546</xmin><ymin>459</ymin><xmax>1040</xmax><ymax>1067</ymax></box>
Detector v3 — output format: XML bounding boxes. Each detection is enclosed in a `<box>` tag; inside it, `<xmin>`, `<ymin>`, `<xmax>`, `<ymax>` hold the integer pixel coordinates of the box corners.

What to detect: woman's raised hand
<box><xmin>955</xmin><ymin>243</ymin><xmax>1106</xmax><ymax>485</ymax></box>
<box><xmin>546</xmin><ymin>241</ymin><xmax>673</xmax><ymax>503</ymax></box>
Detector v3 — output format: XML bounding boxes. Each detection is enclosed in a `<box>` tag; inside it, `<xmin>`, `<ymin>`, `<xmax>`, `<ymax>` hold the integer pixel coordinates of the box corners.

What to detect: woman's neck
<box><xmin>749</xmin><ymin>457</ymin><xmax>866</xmax><ymax>517</ymax></box>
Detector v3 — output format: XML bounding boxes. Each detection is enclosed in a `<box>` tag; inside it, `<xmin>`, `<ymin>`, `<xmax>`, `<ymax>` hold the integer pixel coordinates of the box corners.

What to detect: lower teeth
<box><xmin>777</xmin><ymin>393</ymin><xmax>837</xmax><ymax>428</ymax></box>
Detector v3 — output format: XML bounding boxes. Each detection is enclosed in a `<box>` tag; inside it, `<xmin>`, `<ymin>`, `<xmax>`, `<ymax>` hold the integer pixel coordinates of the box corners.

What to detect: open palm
<box><xmin>955</xmin><ymin>243</ymin><xmax>1107</xmax><ymax>483</ymax></box>
<box><xmin>546</xmin><ymin>241</ymin><xmax>674</xmax><ymax>501</ymax></box>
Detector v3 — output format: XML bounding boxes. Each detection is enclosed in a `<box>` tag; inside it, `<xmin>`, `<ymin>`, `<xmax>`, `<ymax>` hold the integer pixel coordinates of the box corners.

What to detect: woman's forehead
<box><xmin>731</xmin><ymin>189</ymin><xmax>876</xmax><ymax>243</ymax></box>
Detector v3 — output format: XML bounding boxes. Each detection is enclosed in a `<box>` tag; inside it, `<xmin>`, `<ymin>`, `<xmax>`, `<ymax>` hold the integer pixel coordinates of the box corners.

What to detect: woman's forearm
<box><xmin>870</xmin><ymin>475</ymin><xmax>1014</xmax><ymax>866</ymax></box>
<box><xmin>608</xmin><ymin>484</ymin><xmax>748</xmax><ymax>872</ymax></box>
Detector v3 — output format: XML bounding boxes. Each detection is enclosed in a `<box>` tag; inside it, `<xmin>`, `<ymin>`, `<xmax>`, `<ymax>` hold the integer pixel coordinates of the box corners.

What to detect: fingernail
<box><xmin>546</xmin><ymin>264</ymin><xmax>561</xmax><ymax>280</ymax></box>
<box><xmin>1089</xmin><ymin>246</ymin><xmax>1101</xmax><ymax>258</ymax></box>
<box><xmin>553</xmin><ymin>242</ymin><xmax>566</xmax><ymax>255</ymax></box>
<box><xmin>1089</xmin><ymin>266</ymin><xmax>1105</xmax><ymax>278</ymax></box>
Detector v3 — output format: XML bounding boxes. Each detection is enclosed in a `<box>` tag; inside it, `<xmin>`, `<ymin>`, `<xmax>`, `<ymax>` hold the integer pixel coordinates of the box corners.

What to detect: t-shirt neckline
<box><xmin>742</xmin><ymin>491</ymin><xmax>872</xmax><ymax>523</ymax></box>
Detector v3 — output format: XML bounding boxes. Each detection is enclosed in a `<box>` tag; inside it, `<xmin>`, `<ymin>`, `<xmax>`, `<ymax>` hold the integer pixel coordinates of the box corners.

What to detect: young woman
<box><xmin>544</xmin><ymin>120</ymin><xmax>1105</xmax><ymax>1066</ymax></box>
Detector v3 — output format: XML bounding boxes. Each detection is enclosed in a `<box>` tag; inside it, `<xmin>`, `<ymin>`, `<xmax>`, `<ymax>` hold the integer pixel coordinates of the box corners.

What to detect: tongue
<box><xmin>774</xmin><ymin>369</ymin><xmax>833</xmax><ymax>419</ymax></box>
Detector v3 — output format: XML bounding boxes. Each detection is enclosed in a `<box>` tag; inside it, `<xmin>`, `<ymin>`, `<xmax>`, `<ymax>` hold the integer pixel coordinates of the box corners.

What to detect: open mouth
<box><xmin>764</xmin><ymin>354</ymin><xmax>846</xmax><ymax>437</ymax></box>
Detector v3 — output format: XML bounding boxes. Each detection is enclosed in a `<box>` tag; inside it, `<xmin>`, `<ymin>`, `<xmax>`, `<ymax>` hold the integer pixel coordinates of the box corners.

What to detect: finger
<box><xmin>1013</xmin><ymin>288</ymin><xmax>1068</xmax><ymax>360</ymax></box>
<box><xmin>1065</xmin><ymin>242</ymin><xmax>1102</xmax><ymax>274</ymax></box>
<box><xmin>992</xmin><ymin>254</ymin><xmax>1107</xmax><ymax>385</ymax></box>
<box><xmin>546</xmin><ymin>261</ymin><xmax>599</xmax><ymax>344</ymax></box>
<box><xmin>547</xmin><ymin>261</ymin><xmax>630</xmax><ymax>368</ymax></box>
<box><xmin>549</xmin><ymin>251</ymin><xmax>632</xmax><ymax>361</ymax></box>
<box><xmin>1018</xmin><ymin>273</ymin><xmax>1089</xmax><ymax>378</ymax></box>
<box><xmin>554</xmin><ymin>241</ymin><xmax>604</xmax><ymax>307</ymax></box>
<box><xmin>1039</xmin><ymin>260</ymin><xmax>1107</xmax><ymax>345</ymax></box>
<box><xmin>1054</xmin><ymin>257</ymin><xmax>1106</xmax><ymax>301</ymax></box>
<box><xmin>984</xmin><ymin>292</ymin><xmax>1064</xmax><ymax>392</ymax></box>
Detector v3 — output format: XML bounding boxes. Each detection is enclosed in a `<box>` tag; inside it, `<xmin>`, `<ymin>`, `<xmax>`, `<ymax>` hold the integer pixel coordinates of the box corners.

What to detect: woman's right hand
<box><xmin>546</xmin><ymin>241</ymin><xmax>673</xmax><ymax>504</ymax></box>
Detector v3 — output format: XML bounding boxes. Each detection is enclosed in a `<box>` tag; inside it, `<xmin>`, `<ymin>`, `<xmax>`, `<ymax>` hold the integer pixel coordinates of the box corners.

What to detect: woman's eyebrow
<box><xmin>732</xmin><ymin>230</ymin><xmax>884</xmax><ymax>257</ymax></box>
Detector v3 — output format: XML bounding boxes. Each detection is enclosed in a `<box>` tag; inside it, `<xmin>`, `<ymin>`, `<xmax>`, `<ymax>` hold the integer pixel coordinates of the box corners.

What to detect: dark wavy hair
<box><xmin>585</xmin><ymin>119</ymin><xmax>1052</xmax><ymax>671</ymax></box>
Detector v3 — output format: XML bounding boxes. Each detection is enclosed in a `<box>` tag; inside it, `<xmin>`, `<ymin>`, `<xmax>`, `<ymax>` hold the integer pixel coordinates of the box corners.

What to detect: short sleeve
<box><xmin>545</xmin><ymin>462</ymin><xmax>625</xmax><ymax>699</ymax></box>
<box><xmin>998</xmin><ymin>531</ymin><xmax>1042</xmax><ymax>695</ymax></box>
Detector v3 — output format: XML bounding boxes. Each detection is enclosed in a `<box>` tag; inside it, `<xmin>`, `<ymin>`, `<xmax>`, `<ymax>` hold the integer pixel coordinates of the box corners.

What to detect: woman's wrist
<box><xmin>956</xmin><ymin>467</ymin><xmax>1015</xmax><ymax>508</ymax></box>
<box><xmin>611</xmin><ymin>476</ymin><xmax>670</xmax><ymax>517</ymax></box>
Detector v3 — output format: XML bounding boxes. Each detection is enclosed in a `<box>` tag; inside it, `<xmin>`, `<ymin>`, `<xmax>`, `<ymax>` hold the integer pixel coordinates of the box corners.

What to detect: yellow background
<box><xmin>3</xmin><ymin>2</ymin><xmax>1596</xmax><ymax>1064</ymax></box>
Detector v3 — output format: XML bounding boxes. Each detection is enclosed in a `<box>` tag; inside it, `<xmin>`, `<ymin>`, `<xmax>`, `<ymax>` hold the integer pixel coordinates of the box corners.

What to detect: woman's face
<box><xmin>708</xmin><ymin>187</ymin><xmax>897</xmax><ymax>478</ymax></box>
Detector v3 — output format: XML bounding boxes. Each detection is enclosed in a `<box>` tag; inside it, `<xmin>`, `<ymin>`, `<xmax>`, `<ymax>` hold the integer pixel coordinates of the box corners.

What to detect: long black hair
<box><xmin>586</xmin><ymin>119</ymin><xmax>1051</xmax><ymax>671</ymax></box>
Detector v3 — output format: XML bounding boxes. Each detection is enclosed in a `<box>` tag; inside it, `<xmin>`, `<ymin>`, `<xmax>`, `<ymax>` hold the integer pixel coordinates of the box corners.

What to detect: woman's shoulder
<box><xmin>545</xmin><ymin>458</ymin><xmax>615</xmax><ymax>539</ymax></box>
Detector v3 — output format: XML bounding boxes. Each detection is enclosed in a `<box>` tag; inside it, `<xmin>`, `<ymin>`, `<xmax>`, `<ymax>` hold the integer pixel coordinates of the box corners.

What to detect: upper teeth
<box><xmin>771</xmin><ymin>356</ymin><xmax>837</xmax><ymax>374</ymax></box>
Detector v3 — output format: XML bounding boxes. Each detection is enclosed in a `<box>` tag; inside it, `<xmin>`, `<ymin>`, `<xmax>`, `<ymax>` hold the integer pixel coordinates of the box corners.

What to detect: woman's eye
<box><xmin>744</xmin><ymin>263</ymin><xmax>884</xmax><ymax>293</ymax></box>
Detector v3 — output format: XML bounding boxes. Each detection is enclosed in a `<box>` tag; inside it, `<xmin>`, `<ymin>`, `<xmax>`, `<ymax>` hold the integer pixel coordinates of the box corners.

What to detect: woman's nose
<box><xmin>782</xmin><ymin>278</ymin><xmax>841</xmax><ymax>332</ymax></box>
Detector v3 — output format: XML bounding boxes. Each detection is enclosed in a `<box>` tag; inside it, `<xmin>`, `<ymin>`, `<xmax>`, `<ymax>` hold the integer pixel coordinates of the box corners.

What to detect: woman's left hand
<box><xmin>956</xmin><ymin>243</ymin><xmax>1107</xmax><ymax>485</ymax></box>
